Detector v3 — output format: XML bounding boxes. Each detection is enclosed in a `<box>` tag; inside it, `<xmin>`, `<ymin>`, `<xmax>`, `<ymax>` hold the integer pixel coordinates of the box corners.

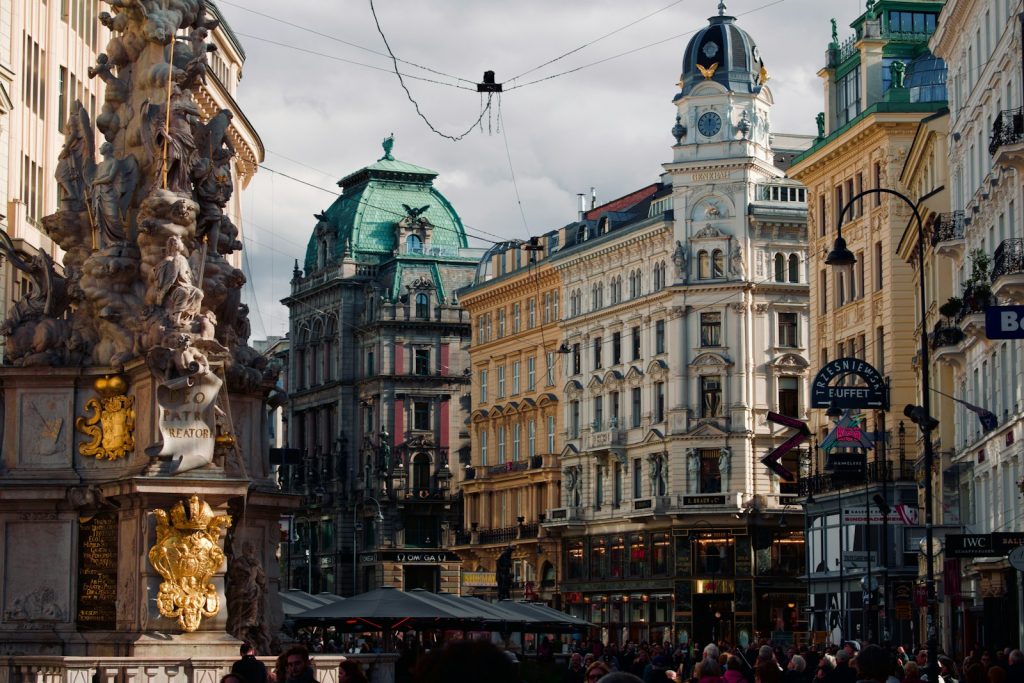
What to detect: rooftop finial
<box><xmin>380</xmin><ymin>133</ymin><xmax>395</xmax><ymax>161</ymax></box>
<box><xmin>718</xmin><ymin>1</ymin><xmax>726</xmax><ymax>15</ymax></box>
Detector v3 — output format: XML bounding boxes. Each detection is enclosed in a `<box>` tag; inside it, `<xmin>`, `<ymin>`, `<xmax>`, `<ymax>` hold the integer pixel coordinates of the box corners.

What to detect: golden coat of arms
<box><xmin>76</xmin><ymin>375</ymin><xmax>135</xmax><ymax>460</ymax></box>
<box><xmin>148</xmin><ymin>495</ymin><xmax>231</xmax><ymax>632</ymax></box>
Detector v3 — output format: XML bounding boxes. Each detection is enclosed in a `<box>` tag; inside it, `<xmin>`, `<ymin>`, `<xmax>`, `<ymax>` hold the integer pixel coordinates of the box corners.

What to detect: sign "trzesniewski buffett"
<box><xmin>811</xmin><ymin>357</ymin><xmax>888</xmax><ymax>410</ymax></box>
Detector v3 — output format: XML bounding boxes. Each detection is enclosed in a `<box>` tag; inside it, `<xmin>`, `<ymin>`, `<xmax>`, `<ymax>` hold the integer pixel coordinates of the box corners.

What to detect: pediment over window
<box><xmin>770</xmin><ymin>353</ymin><xmax>810</xmax><ymax>370</ymax></box>
<box><xmin>560</xmin><ymin>443</ymin><xmax>580</xmax><ymax>458</ymax></box>
<box><xmin>603</xmin><ymin>370</ymin><xmax>624</xmax><ymax>386</ymax></box>
<box><xmin>470</xmin><ymin>409</ymin><xmax>490</xmax><ymax>422</ymax></box>
<box><xmin>686</xmin><ymin>421</ymin><xmax>729</xmax><ymax>437</ymax></box>
<box><xmin>501</xmin><ymin>402</ymin><xmax>520</xmax><ymax>416</ymax></box>
<box><xmin>564</xmin><ymin>380</ymin><xmax>583</xmax><ymax>399</ymax></box>
<box><xmin>587</xmin><ymin>375</ymin><xmax>604</xmax><ymax>390</ymax></box>
<box><xmin>647</xmin><ymin>359</ymin><xmax>669</xmax><ymax>379</ymax></box>
<box><xmin>641</xmin><ymin>428</ymin><xmax>665</xmax><ymax>444</ymax></box>
<box><xmin>625</xmin><ymin>366</ymin><xmax>644</xmax><ymax>384</ymax></box>
<box><xmin>690</xmin><ymin>352</ymin><xmax>732</xmax><ymax>369</ymax></box>
<box><xmin>537</xmin><ymin>393</ymin><xmax>559</xmax><ymax>407</ymax></box>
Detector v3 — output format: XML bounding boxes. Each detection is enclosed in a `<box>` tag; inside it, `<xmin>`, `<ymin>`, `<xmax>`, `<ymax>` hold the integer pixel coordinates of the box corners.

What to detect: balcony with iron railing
<box><xmin>929</xmin><ymin>321</ymin><xmax>964</xmax><ymax>350</ymax></box>
<box><xmin>993</xmin><ymin>238</ymin><xmax>1024</xmax><ymax>303</ymax></box>
<box><xmin>930</xmin><ymin>211</ymin><xmax>965</xmax><ymax>259</ymax></box>
<box><xmin>798</xmin><ymin>460</ymin><xmax>916</xmax><ymax>498</ymax></box>
<box><xmin>990</xmin><ymin>107</ymin><xmax>1024</xmax><ymax>154</ymax></box>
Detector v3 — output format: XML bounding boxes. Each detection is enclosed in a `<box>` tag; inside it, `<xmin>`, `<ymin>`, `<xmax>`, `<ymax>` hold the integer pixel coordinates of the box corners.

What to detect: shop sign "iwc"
<box><xmin>810</xmin><ymin>357</ymin><xmax>888</xmax><ymax>410</ymax></box>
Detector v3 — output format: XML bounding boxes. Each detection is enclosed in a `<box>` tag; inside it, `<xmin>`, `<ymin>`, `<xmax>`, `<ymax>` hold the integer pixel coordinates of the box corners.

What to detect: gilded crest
<box><xmin>76</xmin><ymin>375</ymin><xmax>135</xmax><ymax>460</ymax></box>
<box><xmin>148</xmin><ymin>495</ymin><xmax>231</xmax><ymax>632</ymax></box>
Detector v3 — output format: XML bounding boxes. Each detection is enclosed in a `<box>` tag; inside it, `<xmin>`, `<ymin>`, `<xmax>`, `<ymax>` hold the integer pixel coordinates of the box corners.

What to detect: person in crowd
<box><xmin>725</xmin><ymin>655</ymin><xmax>748</xmax><ymax>683</ymax></box>
<box><xmin>337</xmin><ymin>661</ymin><xmax>366</xmax><ymax>683</ymax></box>
<box><xmin>566</xmin><ymin>652</ymin><xmax>588</xmax><ymax>683</ymax></box>
<box><xmin>412</xmin><ymin>640</ymin><xmax>519</xmax><ymax>683</ymax></box>
<box><xmin>232</xmin><ymin>642</ymin><xmax>268</xmax><ymax>683</ymax></box>
<box><xmin>784</xmin><ymin>655</ymin><xmax>810</xmax><ymax>683</ymax></box>
<box><xmin>1006</xmin><ymin>651</ymin><xmax>1024</xmax><ymax>683</ymax></box>
<box><xmin>853</xmin><ymin>645</ymin><xmax>889</xmax><ymax>683</ymax></box>
<box><xmin>587</xmin><ymin>661</ymin><xmax>613</xmax><ymax>683</ymax></box>
<box><xmin>284</xmin><ymin>646</ymin><xmax>317</xmax><ymax>683</ymax></box>
<box><xmin>834</xmin><ymin>651</ymin><xmax>858</xmax><ymax>683</ymax></box>
<box><xmin>905</xmin><ymin>662</ymin><xmax>925</xmax><ymax>683</ymax></box>
<box><xmin>646</xmin><ymin>656</ymin><xmax>672</xmax><ymax>683</ymax></box>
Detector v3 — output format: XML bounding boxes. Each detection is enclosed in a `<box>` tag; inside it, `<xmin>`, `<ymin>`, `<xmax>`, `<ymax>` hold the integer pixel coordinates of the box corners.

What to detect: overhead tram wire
<box><xmin>506</xmin><ymin>0</ymin><xmax>791</xmax><ymax>91</ymax></box>
<box><xmin>368</xmin><ymin>0</ymin><xmax>495</xmax><ymax>142</ymax></box>
<box><xmin>233</xmin><ymin>33</ymin><xmax>474</xmax><ymax>90</ymax></box>
<box><xmin>498</xmin><ymin>108</ymin><xmax>531</xmax><ymax>237</ymax></box>
<box><xmin>508</xmin><ymin>0</ymin><xmax>686</xmax><ymax>82</ymax></box>
<box><xmin>217</xmin><ymin>0</ymin><xmax>475</xmax><ymax>85</ymax></box>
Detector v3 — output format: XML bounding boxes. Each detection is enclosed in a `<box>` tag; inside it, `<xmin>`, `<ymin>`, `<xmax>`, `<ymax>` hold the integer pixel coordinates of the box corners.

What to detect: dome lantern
<box><xmin>675</xmin><ymin>5</ymin><xmax>768</xmax><ymax>100</ymax></box>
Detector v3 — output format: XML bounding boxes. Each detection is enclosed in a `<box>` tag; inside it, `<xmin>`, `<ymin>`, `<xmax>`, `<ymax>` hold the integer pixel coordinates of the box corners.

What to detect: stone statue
<box><xmin>90</xmin><ymin>142</ymin><xmax>140</xmax><ymax>246</ymax></box>
<box><xmin>730</xmin><ymin>242</ymin><xmax>745</xmax><ymax>279</ymax></box>
<box><xmin>830</xmin><ymin>18</ymin><xmax>838</xmax><ymax>45</ymax></box>
<box><xmin>564</xmin><ymin>465</ymin><xmax>581</xmax><ymax>506</ymax></box>
<box><xmin>687</xmin><ymin>449</ymin><xmax>700</xmax><ymax>494</ymax></box>
<box><xmin>890</xmin><ymin>60</ymin><xmax>907</xmax><ymax>89</ymax></box>
<box><xmin>153</xmin><ymin>235</ymin><xmax>204</xmax><ymax>327</ymax></box>
<box><xmin>673</xmin><ymin>240</ymin><xmax>688</xmax><ymax>281</ymax></box>
<box><xmin>799</xmin><ymin>451</ymin><xmax>811</xmax><ymax>481</ymax></box>
<box><xmin>87</xmin><ymin>54</ymin><xmax>129</xmax><ymax>141</ymax></box>
<box><xmin>378</xmin><ymin>426</ymin><xmax>391</xmax><ymax>472</ymax></box>
<box><xmin>865</xmin><ymin>0</ymin><xmax>876</xmax><ymax>17</ymax></box>
<box><xmin>226</xmin><ymin>541</ymin><xmax>271</xmax><ymax>654</ymax></box>
<box><xmin>56</xmin><ymin>104</ymin><xmax>96</xmax><ymax>212</ymax></box>
<box><xmin>496</xmin><ymin>545</ymin><xmax>514</xmax><ymax>600</ymax></box>
<box><xmin>648</xmin><ymin>453</ymin><xmax>666</xmax><ymax>496</ymax></box>
<box><xmin>737</xmin><ymin>109</ymin><xmax>751</xmax><ymax>138</ymax></box>
<box><xmin>815</xmin><ymin>112</ymin><xmax>825</xmax><ymax>138</ymax></box>
<box><xmin>0</xmin><ymin>232</ymin><xmax>71</xmax><ymax>365</ymax></box>
<box><xmin>718</xmin><ymin>448</ymin><xmax>732</xmax><ymax>491</ymax></box>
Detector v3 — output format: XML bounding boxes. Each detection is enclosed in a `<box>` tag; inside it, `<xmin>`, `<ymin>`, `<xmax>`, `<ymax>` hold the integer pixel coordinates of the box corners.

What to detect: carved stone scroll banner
<box><xmin>148</xmin><ymin>495</ymin><xmax>231</xmax><ymax>632</ymax></box>
<box><xmin>147</xmin><ymin>370</ymin><xmax>221</xmax><ymax>474</ymax></box>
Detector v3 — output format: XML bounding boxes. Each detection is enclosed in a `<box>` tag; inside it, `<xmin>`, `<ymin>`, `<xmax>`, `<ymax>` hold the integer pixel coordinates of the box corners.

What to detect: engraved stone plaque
<box><xmin>77</xmin><ymin>512</ymin><xmax>118</xmax><ymax>629</ymax></box>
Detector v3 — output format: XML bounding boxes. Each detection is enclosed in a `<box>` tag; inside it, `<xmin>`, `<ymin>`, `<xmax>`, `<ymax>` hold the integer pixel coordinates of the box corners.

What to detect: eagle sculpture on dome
<box><xmin>402</xmin><ymin>204</ymin><xmax>430</xmax><ymax>219</ymax></box>
<box><xmin>697</xmin><ymin>62</ymin><xmax>719</xmax><ymax>80</ymax></box>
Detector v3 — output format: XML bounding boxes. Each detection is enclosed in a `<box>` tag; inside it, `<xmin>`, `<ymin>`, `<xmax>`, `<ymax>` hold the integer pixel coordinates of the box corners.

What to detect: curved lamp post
<box><xmin>352</xmin><ymin>497</ymin><xmax>385</xmax><ymax>595</ymax></box>
<box><xmin>826</xmin><ymin>186</ymin><xmax>941</xmax><ymax>675</ymax></box>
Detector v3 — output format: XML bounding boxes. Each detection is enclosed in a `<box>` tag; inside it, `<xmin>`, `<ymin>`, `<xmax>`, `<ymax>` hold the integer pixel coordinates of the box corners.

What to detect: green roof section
<box><xmin>304</xmin><ymin>136</ymin><xmax>467</xmax><ymax>272</ymax></box>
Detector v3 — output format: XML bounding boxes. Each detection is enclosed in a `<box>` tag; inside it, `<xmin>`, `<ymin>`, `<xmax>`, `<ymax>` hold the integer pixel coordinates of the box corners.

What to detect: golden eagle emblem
<box><xmin>697</xmin><ymin>62</ymin><xmax>719</xmax><ymax>79</ymax></box>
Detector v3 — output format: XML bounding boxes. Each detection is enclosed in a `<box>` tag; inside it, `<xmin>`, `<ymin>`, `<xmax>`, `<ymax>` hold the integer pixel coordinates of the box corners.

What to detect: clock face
<box><xmin>697</xmin><ymin>111</ymin><xmax>722</xmax><ymax>137</ymax></box>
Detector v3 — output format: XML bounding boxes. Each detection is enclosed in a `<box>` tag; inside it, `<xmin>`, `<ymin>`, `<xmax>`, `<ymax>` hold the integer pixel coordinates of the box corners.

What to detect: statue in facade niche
<box><xmin>673</xmin><ymin>240</ymin><xmax>688</xmax><ymax>281</ymax></box>
<box><xmin>718</xmin><ymin>448</ymin><xmax>731</xmax><ymax>491</ymax></box>
<box><xmin>730</xmin><ymin>243</ymin><xmax>745</xmax><ymax>279</ymax></box>
<box><xmin>687</xmin><ymin>449</ymin><xmax>700</xmax><ymax>494</ymax></box>
<box><xmin>890</xmin><ymin>60</ymin><xmax>907</xmax><ymax>89</ymax></box>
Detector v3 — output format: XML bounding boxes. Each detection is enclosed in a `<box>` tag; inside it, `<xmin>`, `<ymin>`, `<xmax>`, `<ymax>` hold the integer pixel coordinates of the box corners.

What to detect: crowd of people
<box><xmin>216</xmin><ymin>635</ymin><xmax>1024</xmax><ymax>683</ymax></box>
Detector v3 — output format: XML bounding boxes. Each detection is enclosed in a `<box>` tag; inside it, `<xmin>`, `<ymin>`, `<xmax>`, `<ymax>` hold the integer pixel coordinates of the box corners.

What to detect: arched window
<box><xmin>712</xmin><ymin>249</ymin><xmax>724</xmax><ymax>278</ymax></box>
<box><xmin>774</xmin><ymin>253</ymin><xmax>786</xmax><ymax>282</ymax></box>
<box><xmin>788</xmin><ymin>254</ymin><xmax>800</xmax><ymax>283</ymax></box>
<box><xmin>406</xmin><ymin>234</ymin><xmax>423</xmax><ymax>254</ymax></box>
<box><xmin>412</xmin><ymin>452</ymin><xmax>431</xmax><ymax>491</ymax></box>
<box><xmin>698</xmin><ymin>250</ymin><xmax>710</xmax><ymax>279</ymax></box>
<box><xmin>415</xmin><ymin>292</ymin><xmax>429</xmax><ymax>318</ymax></box>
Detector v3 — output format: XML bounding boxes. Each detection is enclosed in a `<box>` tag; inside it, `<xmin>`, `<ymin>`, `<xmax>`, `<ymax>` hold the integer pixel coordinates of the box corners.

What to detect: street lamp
<box><xmin>352</xmin><ymin>497</ymin><xmax>385</xmax><ymax>595</ymax></box>
<box><xmin>826</xmin><ymin>186</ymin><xmax>941</xmax><ymax>680</ymax></box>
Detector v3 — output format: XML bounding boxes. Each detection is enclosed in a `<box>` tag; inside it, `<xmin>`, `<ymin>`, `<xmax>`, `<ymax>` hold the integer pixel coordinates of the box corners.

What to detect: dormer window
<box><xmin>415</xmin><ymin>292</ymin><xmax>429</xmax><ymax>318</ymax></box>
<box><xmin>406</xmin><ymin>234</ymin><xmax>423</xmax><ymax>254</ymax></box>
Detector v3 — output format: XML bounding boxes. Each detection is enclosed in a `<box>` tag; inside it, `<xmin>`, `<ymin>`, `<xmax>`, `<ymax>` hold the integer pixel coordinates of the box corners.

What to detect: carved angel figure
<box><xmin>56</xmin><ymin>104</ymin><xmax>97</xmax><ymax>212</ymax></box>
<box><xmin>154</xmin><ymin>235</ymin><xmax>203</xmax><ymax>327</ymax></box>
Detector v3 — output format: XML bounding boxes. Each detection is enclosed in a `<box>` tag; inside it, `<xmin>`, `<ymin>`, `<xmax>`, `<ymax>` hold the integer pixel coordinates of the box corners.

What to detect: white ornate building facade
<box><xmin>543</xmin><ymin>4</ymin><xmax>813</xmax><ymax>646</ymax></box>
<box><xmin>930</xmin><ymin>0</ymin><xmax>1024</xmax><ymax>652</ymax></box>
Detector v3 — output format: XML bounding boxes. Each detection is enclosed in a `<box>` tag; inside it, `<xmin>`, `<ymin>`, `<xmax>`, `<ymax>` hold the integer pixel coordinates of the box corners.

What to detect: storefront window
<box><xmin>772</xmin><ymin>533</ymin><xmax>805</xmax><ymax>576</ymax></box>
<box><xmin>610</xmin><ymin>536</ymin><xmax>625</xmax><ymax>578</ymax></box>
<box><xmin>593</xmin><ymin>537</ymin><xmax>609</xmax><ymax>579</ymax></box>
<box><xmin>696</xmin><ymin>535</ymin><xmax>734</xmax><ymax>574</ymax></box>
<box><xmin>629</xmin><ymin>533</ymin><xmax>647</xmax><ymax>577</ymax></box>
<box><xmin>567</xmin><ymin>540</ymin><xmax>585</xmax><ymax>579</ymax></box>
<box><xmin>652</xmin><ymin>532</ymin><xmax>670</xmax><ymax>575</ymax></box>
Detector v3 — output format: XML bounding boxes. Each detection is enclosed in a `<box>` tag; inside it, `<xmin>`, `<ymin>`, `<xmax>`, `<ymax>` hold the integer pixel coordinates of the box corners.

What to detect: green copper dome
<box><xmin>304</xmin><ymin>136</ymin><xmax>467</xmax><ymax>272</ymax></box>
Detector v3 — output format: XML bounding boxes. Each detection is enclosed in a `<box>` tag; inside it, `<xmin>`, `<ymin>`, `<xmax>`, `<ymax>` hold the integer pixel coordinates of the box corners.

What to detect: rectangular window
<box><xmin>631</xmin><ymin>387</ymin><xmax>642</xmax><ymax>428</ymax></box>
<box><xmin>700</xmin><ymin>449</ymin><xmax>722</xmax><ymax>493</ymax></box>
<box><xmin>512</xmin><ymin>423</ymin><xmax>521</xmax><ymax>461</ymax></box>
<box><xmin>511</xmin><ymin>304</ymin><xmax>521</xmax><ymax>333</ymax></box>
<box><xmin>701</xmin><ymin>376</ymin><xmax>723</xmax><ymax>417</ymax></box>
<box><xmin>512</xmin><ymin>360</ymin><xmax>521</xmax><ymax>395</ymax></box>
<box><xmin>572</xmin><ymin>343</ymin><xmax>581</xmax><ymax>375</ymax></box>
<box><xmin>612</xmin><ymin>331</ymin><xmax>622</xmax><ymax>365</ymax></box>
<box><xmin>610</xmin><ymin>391</ymin><xmax>620</xmax><ymax>428</ymax></box>
<box><xmin>527</xmin><ymin>298</ymin><xmax>536</xmax><ymax>328</ymax></box>
<box><xmin>479</xmin><ymin>369</ymin><xmax>488</xmax><ymax>403</ymax></box>
<box><xmin>836</xmin><ymin>67</ymin><xmax>861</xmax><ymax>126</ymax></box>
<box><xmin>876</xmin><ymin>326</ymin><xmax>885</xmax><ymax>373</ymax></box>
<box><xmin>367</xmin><ymin>350</ymin><xmax>375</xmax><ymax>376</ymax></box>
<box><xmin>631</xmin><ymin>326</ymin><xmax>641</xmax><ymax>360</ymax></box>
<box><xmin>595</xmin><ymin>466</ymin><xmax>603</xmax><ymax>507</ymax></box>
<box><xmin>778</xmin><ymin>377</ymin><xmax>799</xmax><ymax>417</ymax></box>
<box><xmin>845</xmin><ymin>178</ymin><xmax>854</xmax><ymax>219</ymax></box>
<box><xmin>594</xmin><ymin>395</ymin><xmax>603</xmax><ymax>431</ymax></box>
<box><xmin>545</xmin><ymin>352</ymin><xmax>555</xmax><ymax>386</ymax></box>
<box><xmin>778</xmin><ymin>312</ymin><xmax>798</xmax><ymax>348</ymax></box>
<box><xmin>570</xmin><ymin>400</ymin><xmax>580</xmax><ymax>438</ymax></box>
<box><xmin>528</xmin><ymin>420</ymin><xmax>536</xmax><ymax>457</ymax></box>
<box><xmin>855</xmin><ymin>172</ymin><xmax>864</xmax><ymax>216</ymax></box>
<box><xmin>819</xmin><ymin>270</ymin><xmax>828</xmax><ymax>314</ymax></box>
<box><xmin>547</xmin><ymin>415</ymin><xmax>556</xmax><ymax>453</ymax></box>
<box><xmin>413</xmin><ymin>401</ymin><xmax>430</xmax><ymax>431</ymax></box>
<box><xmin>543</xmin><ymin>293</ymin><xmax>551</xmax><ymax>323</ymax></box>
<box><xmin>593</xmin><ymin>336</ymin><xmax>603</xmax><ymax>369</ymax></box>
<box><xmin>874</xmin><ymin>163</ymin><xmax>882</xmax><ymax>206</ymax></box>
<box><xmin>654</xmin><ymin>382</ymin><xmax>665</xmax><ymax>423</ymax></box>
<box><xmin>633</xmin><ymin>458</ymin><xmax>642</xmax><ymax>498</ymax></box>
<box><xmin>874</xmin><ymin>241</ymin><xmax>883</xmax><ymax>290</ymax></box>
<box><xmin>58</xmin><ymin>66</ymin><xmax>67</xmax><ymax>133</ymax></box>
<box><xmin>701</xmin><ymin>312</ymin><xmax>721</xmax><ymax>346</ymax></box>
<box><xmin>414</xmin><ymin>349</ymin><xmax>429</xmax><ymax>375</ymax></box>
<box><xmin>553</xmin><ymin>291</ymin><xmax>559</xmax><ymax>321</ymax></box>
<box><xmin>818</xmin><ymin>194</ymin><xmax>827</xmax><ymax>237</ymax></box>
<box><xmin>497</xmin><ymin>426</ymin><xmax>507</xmax><ymax>462</ymax></box>
<box><xmin>497</xmin><ymin>309</ymin><xmax>506</xmax><ymax>337</ymax></box>
<box><xmin>527</xmin><ymin>357</ymin><xmax>536</xmax><ymax>390</ymax></box>
<box><xmin>497</xmin><ymin>366</ymin><xmax>506</xmax><ymax>398</ymax></box>
<box><xmin>614</xmin><ymin>464</ymin><xmax>623</xmax><ymax>506</ymax></box>
<box><xmin>655</xmin><ymin>320</ymin><xmax>665</xmax><ymax>354</ymax></box>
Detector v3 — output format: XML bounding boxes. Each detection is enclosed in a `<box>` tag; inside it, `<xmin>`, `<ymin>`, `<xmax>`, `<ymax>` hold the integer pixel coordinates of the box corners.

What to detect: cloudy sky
<box><xmin>218</xmin><ymin>0</ymin><xmax>872</xmax><ymax>339</ymax></box>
